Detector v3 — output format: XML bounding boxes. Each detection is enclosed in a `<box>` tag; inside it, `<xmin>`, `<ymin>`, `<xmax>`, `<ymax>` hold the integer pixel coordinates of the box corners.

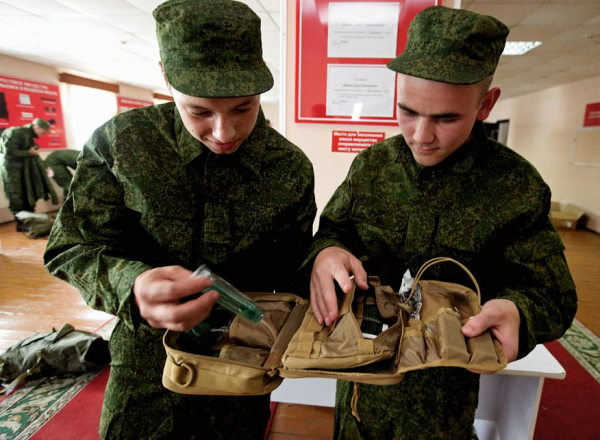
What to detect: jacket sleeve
<box><xmin>44</xmin><ymin>122</ymin><xmax>152</xmax><ymax>330</ymax></box>
<box><xmin>496</xmin><ymin>216</ymin><xmax>578</xmax><ymax>359</ymax></box>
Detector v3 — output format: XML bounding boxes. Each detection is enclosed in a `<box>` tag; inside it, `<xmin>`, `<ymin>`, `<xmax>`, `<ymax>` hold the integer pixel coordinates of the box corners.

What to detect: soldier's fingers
<box><xmin>310</xmin><ymin>276</ymin><xmax>327</xmax><ymax>325</ymax></box>
<box><xmin>171</xmin><ymin>289</ymin><xmax>219</xmax><ymax>330</ymax></box>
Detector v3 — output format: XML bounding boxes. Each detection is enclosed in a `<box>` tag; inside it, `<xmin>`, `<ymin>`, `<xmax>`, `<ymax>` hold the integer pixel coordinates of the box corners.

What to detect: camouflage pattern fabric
<box><xmin>154</xmin><ymin>0</ymin><xmax>273</xmax><ymax>98</ymax></box>
<box><xmin>1</xmin><ymin>124</ymin><xmax>45</xmax><ymax>214</ymax></box>
<box><xmin>304</xmin><ymin>121</ymin><xmax>577</xmax><ymax>438</ymax></box>
<box><xmin>23</xmin><ymin>155</ymin><xmax>58</xmax><ymax>207</ymax></box>
<box><xmin>44</xmin><ymin>149</ymin><xmax>80</xmax><ymax>193</ymax></box>
<box><xmin>336</xmin><ymin>368</ymin><xmax>480</xmax><ymax>440</ymax></box>
<box><xmin>387</xmin><ymin>6</ymin><xmax>509</xmax><ymax>85</ymax></box>
<box><xmin>44</xmin><ymin>102</ymin><xmax>316</xmax><ymax>439</ymax></box>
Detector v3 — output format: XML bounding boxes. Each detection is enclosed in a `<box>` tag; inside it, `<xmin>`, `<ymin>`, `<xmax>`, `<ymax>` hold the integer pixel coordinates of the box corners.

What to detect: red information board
<box><xmin>0</xmin><ymin>74</ymin><xmax>67</xmax><ymax>149</ymax></box>
<box><xmin>583</xmin><ymin>102</ymin><xmax>600</xmax><ymax>127</ymax></box>
<box><xmin>295</xmin><ymin>0</ymin><xmax>437</xmax><ymax>125</ymax></box>
<box><xmin>117</xmin><ymin>97</ymin><xmax>153</xmax><ymax>114</ymax></box>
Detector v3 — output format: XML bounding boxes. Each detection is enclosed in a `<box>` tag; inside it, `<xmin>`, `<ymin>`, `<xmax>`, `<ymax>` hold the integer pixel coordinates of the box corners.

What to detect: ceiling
<box><xmin>0</xmin><ymin>0</ymin><xmax>599</xmax><ymax>103</ymax></box>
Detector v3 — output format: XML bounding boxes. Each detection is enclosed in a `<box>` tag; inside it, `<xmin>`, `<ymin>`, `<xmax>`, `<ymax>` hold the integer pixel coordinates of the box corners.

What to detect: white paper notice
<box><xmin>327</xmin><ymin>64</ymin><xmax>396</xmax><ymax>118</ymax></box>
<box><xmin>328</xmin><ymin>2</ymin><xmax>401</xmax><ymax>58</ymax></box>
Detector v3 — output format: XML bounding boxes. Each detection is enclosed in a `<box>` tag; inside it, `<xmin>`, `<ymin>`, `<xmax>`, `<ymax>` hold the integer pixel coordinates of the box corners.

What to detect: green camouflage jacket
<box><xmin>45</xmin><ymin>103</ymin><xmax>316</xmax><ymax>323</ymax></box>
<box><xmin>43</xmin><ymin>104</ymin><xmax>316</xmax><ymax>433</ymax></box>
<box><xmin>44</xmin><ymin>148</ymin><xmax>80</xmax><ymax>169</ymax></box>
<box><xmin>0</xmin><ymin>124</ymin><xmax>38</xmax><ymax>160</ymax></box>
<box><xmin>306</xmin><ymin>122</ymin><xmax>577</xmax><ymax>359</ymax></box>
<box><xmin>1</xmin><ymin>124</ymin><xmax>57</xmax><ymax>211</ymax></box>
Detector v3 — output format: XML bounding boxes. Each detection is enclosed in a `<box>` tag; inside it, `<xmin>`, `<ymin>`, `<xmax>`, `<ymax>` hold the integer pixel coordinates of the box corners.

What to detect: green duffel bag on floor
<box><xmin>0</xmin><ymin>323</ymin><xmax>110</xmax><ymax>394</ymax></box>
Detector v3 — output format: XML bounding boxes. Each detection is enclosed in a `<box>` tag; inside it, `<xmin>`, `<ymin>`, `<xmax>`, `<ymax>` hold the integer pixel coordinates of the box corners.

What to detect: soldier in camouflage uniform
<box><xmin>44</xmin><ymin>1</ymin><xmax>316</xmax><ymax>439</ymax></box>
<box><xmin>305</xmin><ymin>7</ymin><xmax>577</xmax><ymax>439</ymax></box>
<box><xmin>1</xmin><ymin>118</ymin><xmax>51</xmax><ymax>230</ymax></box>
<box><xmin>43</xmin><ymin>149</ymin><xmax>80</xmax><ymax>197</ymax></box>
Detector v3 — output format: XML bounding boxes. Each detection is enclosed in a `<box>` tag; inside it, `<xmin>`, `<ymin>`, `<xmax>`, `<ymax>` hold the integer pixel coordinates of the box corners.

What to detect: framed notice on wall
<box><xmin>295</xmin><ymin>0</ymin><xmax>438</xmax><ymax>125</ymax></box>
<box><xmin>0</xmin><ymin>74</ymin><xmax>67</xmax><ymax>149</ymax></box>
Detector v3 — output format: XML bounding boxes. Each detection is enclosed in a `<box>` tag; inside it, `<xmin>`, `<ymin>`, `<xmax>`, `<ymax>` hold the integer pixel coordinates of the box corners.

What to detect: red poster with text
<box><xmin>583</xmin><ymin>102</ymin><xmax>600</xmax><ymax>127</ymax></box>
<box><xmin>296</xmin><ymin>0</ymin><xmax>437</xmax><ymax>125</ymax></box>
<box><xmin>117</xmin><ymin>97</ymin><xmax>153</xmax><ymax>114</ymax></box>
<box><xmin>332</xmin><ymin>130</ymin><xmax>385</xmax><ymax>153</ymax></box>
<box><xmin>0</xmin><ymin>75</ymin><xmax>67</xmax><ymax>149</ymax></box>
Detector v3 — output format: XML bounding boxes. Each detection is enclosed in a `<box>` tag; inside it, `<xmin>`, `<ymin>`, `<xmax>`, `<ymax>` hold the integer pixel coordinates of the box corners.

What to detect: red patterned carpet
<box><xmin>24</xmin><ymin>367</ymin><xmax>277</xmax><ymax>440</ymax></box>
<box><xmin>534</xmin><ymin>340</ymin><xmax>600</xmax><ymax>440</ymax></box>
<box><xmin>29</xmin><ymin>367</ymin><xmax>109</xmax><ymax>440</ymax></box>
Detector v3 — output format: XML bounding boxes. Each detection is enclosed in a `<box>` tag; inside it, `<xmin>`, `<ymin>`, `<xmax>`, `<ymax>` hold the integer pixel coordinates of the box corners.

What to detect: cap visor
<box><xmin>388</xmin><ymin>54</ymin><xmax>489</xmax><ymax>85</ymax></box>
<box><xmin>165</xmin><ymin>64</ymin><xmax>274</xmax><ymax>98</ymax></box>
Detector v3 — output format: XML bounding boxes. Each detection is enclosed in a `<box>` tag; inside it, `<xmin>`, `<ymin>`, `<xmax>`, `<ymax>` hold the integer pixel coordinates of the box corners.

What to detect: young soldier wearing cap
<box><xmin>1</xmin><ymin>117</ymin><xmax>53</xmax><ymax>230</ymax></box>
<box><xmin>305</xmin><ymin>6</ymin><xmax>577</xmax><ymax>439</ymax></box>
<box><xmin>44</xmin><ymin>1</ymin><xmax>316</xmax><ymax>438</ymax></box>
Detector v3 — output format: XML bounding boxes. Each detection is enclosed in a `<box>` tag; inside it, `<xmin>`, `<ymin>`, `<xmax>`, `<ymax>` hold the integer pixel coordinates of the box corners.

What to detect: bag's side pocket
<box><xmin>436</xmin><ymin>308</ymin><xmax>470</xmax><ymax>363</ymax></box>
<box><xmin>465</xmin><ymin>330</ymin><xmax>500</xmax><ymax>365</ymax></box>
<box><xmin>399</xmin><ymin>320</ymin><xmax>426</xmax><ymax>368</ymax></box>
<box><xmin>423</xmin><ymin>322</ymin><xmax>439</xmax><ymax>364</ymax></box>
<box><xmin>220</xmin><ymin>345</ymin><xmax>270</xmax><ymax>366</ymax></box>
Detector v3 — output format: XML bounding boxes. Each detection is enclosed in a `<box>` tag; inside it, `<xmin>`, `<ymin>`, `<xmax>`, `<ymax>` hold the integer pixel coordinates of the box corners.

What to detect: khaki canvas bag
<box><xmin>163</xmin><ymin>257</ymin><xmax>507</xmax><ymax>396</ymax></box>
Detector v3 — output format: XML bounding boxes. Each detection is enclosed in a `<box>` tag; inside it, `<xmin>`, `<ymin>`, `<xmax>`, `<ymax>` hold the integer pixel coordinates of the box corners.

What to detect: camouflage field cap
<box><xmin>387</xmin><ymin>6</ymin><xmax>509</xmax><ymax>84</ymax></box>
<box><xmin>153</xmin><ymin>0</ymin><xmax>273</xmax><ymax>98</ymax></box>
<box><xmin>32</xmin><ymin>118</ymin><xmax>51</xmax><ymax>131</ymax></box>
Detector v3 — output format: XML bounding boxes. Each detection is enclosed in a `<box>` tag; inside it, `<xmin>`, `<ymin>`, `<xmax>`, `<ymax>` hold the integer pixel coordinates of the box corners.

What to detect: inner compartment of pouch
<box><xmin>177</xmin><ymin>297</ymin><xmax>297</xmax><ymax>367</ymax></box>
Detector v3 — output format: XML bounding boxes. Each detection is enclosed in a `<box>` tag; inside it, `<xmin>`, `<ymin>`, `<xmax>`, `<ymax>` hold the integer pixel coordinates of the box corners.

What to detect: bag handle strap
<box><xmin>407</xmin><ymin>257</ymin><xmax>481</xmax><ymax>308</ymax></box>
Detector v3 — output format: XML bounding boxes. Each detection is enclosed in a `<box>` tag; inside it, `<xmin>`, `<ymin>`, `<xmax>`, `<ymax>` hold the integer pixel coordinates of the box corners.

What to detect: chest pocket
<box><xmin>350</xmin><ymin>197</ymin><xmax>409</xmax><ymax>257</ymax></box>
<box><xmin>436</xmin><ymin>216</ymin><xmax>493</xmax><ymax>254</ymax></box>
<box><xmin>233</xmin><ymin>201</ymin><xmax>289</xmax><ymax>233</ymax></box>
<box><xmin>126</xmin><ymin>191</ymin><xmax>197</xmax><ymax>261</ymax></box>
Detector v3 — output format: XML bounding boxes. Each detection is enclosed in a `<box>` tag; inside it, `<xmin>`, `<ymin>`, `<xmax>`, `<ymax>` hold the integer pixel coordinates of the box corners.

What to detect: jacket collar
<box><xmin>174</xmin><ymin>105</ymin><xmax>267</xmax><ymax>176</ymax></box>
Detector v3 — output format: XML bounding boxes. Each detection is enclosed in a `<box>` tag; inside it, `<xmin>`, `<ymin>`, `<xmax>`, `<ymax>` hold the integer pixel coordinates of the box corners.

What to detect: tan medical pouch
<box><xmin>162</xmin><ymin>257</ymin><xmax>507</xmax><ymax>396</ymax></box>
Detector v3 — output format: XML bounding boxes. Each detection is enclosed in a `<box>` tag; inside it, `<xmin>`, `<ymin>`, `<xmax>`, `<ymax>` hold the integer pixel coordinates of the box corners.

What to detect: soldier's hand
<box><xmin>462</xmin><ymin>298</ymin><xmax>520</xmax><ymax>370</ymax></box>
<box><xmin>133</xmin><ymin>265</ymin><xmax>218</xmax><ymax>331</ymax></box>
<box><xmin>310</xmin><ymin>246</ymin><xmax>368</xmax><ymax>326</ymax></box>
<box><xmin>28</xmin><ymin>147</ymin><xmax>40</xmax><ymax>156</ymax></box>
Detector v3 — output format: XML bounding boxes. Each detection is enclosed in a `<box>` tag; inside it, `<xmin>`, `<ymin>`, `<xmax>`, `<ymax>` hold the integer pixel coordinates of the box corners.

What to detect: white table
<box><xmin>272</xmin><ymin>344</ymin><xmax>565</xmax><ymax>440</ymax></box>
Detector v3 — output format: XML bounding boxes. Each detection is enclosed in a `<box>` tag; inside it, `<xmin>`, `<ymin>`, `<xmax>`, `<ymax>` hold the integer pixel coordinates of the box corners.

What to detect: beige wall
<box><xmin>261</xmin><ymin>102</ymin><xmax>280</xmax><ymax>132</ymax></box>
<box><xmin>489</xmin><ymin>75</ymin><xmax>600</xmax><ymax>232</ymax></box>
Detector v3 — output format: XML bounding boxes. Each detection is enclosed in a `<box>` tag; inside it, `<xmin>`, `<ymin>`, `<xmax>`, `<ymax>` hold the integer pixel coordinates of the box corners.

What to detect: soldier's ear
<box><xmin>476</xmin><ymin>87</ymin><xmax>500</xmax><ymax>121</ymax></box>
